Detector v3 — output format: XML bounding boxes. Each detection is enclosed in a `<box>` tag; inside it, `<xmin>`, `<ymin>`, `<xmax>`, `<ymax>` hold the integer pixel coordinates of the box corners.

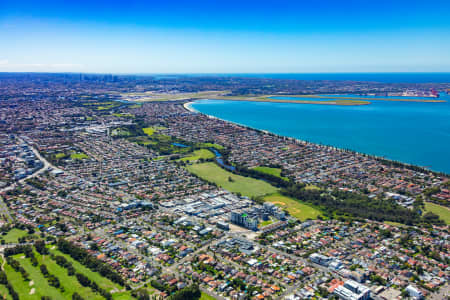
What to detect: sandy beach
<box><xmin>183</xmin><ymin>101</ymin><xmax>199</xmax><ymax>113</ymax></box>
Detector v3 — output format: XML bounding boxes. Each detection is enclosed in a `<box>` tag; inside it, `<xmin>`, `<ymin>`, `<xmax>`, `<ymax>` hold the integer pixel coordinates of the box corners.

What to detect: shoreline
<box><xmin>183</xmin><ymin>100</ymin><xmax>449</xmax><ymax>176</ymax></box>
<box><xmin>183</xmin><ymin>101</ymin><xmax>199</xmax><ymax>113</ymax></box>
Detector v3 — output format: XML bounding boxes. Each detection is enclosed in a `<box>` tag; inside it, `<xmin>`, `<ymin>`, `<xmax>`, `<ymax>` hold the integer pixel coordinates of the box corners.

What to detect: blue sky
<box><xmin>1</xmin><ymin>0</ymin><xmax>450</xmax><ymax>73</ymax></box>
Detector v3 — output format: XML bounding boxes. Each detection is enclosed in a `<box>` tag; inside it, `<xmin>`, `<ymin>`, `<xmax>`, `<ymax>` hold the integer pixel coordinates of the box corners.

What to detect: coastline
<box><xmin>183</xmin><ymin>101</ymin><xmax>199</xmax><ymax>113</ymax></box>
<box><xmin>183</xmin><ymin>100</ymin><xmax>449</xmax><ymax>176</ymax></box>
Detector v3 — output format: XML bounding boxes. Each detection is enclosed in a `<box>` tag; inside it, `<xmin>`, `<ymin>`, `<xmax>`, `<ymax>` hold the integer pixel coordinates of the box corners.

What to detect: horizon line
<box><xmin>2</xmin><ymin>71</ymin><xmax>450</xmax><ymax>76</ymax></box>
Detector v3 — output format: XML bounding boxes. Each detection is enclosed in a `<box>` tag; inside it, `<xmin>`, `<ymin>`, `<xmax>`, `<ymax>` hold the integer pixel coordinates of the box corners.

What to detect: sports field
<box><xmin>142</xmin><ymin>126</ymin><xmax>166</xmax><ymax>136</ymax></box>
<box><xmin>70</xmin><ymin>152</ymin><xmax>89</xmax><ymax>160</ymax></box>
<box><xmin>263</xmin><ymin>193</ymin><xmax>322</xmax><ymax>221</ymax></box>
<box><xmin>186</xmin><ymin>162</ymin><xmax>278</xmax><ymax>197</ymax></box>
<box><xmin>425</xmin><ymin>202</ymin><xmax>450</xmax><ymax>225</ymax></box>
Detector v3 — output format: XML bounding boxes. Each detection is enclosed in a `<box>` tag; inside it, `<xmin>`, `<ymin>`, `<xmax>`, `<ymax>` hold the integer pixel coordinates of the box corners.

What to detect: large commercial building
<box><xmin>230</xmin><ymin>211</ymin><xmax>259</xmax><ymax>231</ymax></box>
<box><xmin>406</xmin><ymin>285</ymin><xmax>423</xmax><ymax>299</ymax></box>
<box><xmin>334</xmin><ymin>280</ymin><xmax>370</xmax><ymax>300</ymax></box>
<box><xmin>309</xmin><ymin>253</ymin><xmax>333</xmax><ymax>266</ymax></box>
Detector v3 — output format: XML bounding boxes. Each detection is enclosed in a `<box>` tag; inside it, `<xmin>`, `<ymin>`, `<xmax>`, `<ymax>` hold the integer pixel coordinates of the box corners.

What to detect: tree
<box><xmin>57</xmin><ymin>239</ymin><xmax>124</xmax><ymax>286</ymax></box>
<box><xmin>40</xmin><ymin>264</ymin><xmax>49</xmax><ymax>276</ymax></box>
<box><xmin>72</xmin><ymin>292</ymin><xmax>85</xmax><ymax>300</ymax></box>
<box><xmin>168</xmin><ymin>285</ymin><xmax>201</xmax><ymax>300</ymax></box>
<box><xmin>35</xmin><ymin>240</ymin><xmax>49</xmax><ymax>254</ymax></box>
<box><xmin>0</xmin><ymin>271</ymin><xmax>7</xmax><ymax>285</ymax></box>
<box><xmin>76</xmin><ymin>273</ymin><xmax>91</xmax><ymax>287</ymax></box>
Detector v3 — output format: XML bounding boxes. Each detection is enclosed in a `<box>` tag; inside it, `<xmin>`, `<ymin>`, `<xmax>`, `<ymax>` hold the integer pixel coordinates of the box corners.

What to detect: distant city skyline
<box><xmin>1</xmin><ymin>0</ymin><xmax>450</xmax><ymax>73</ymax></box>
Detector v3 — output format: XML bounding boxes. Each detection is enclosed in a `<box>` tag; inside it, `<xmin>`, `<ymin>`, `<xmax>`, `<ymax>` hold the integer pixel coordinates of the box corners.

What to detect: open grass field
<box><xmin>384</xmin><ymin>221</ymin><xmax>409</xmax><ymax>228</ymax></box>
<box><xmin>186</xmin><ymin>162</ymin><xmax>278</xmax><ymax>197</ymax></box>
<box><xmin>259</xmin><ymin>218</ymin><xmax>275</xmax><ymax>227</ymax></box>
<box><xmin>130</xmin><ymin>136</ymin><xmax>156</xmax><ymax>146</ymax></box>
<box><xmin>180</xmin><ymin>149</ymin><xmax>215</xmax><ymax>162</ymax></box>
<box><xmin>2</xmin><ymin>228</ymin><xmax>28</xmax><ymax>243</ymax></box>
<box><xmin>197</xmin><ymin>142</ymin><xmax>224</xmax><ymax>150</ymax></box>
<box><xmin>263</xmin><ymin>193</ymin><xmax>322</xmax><ymax>221</ymax></box>
<box><xmin>112</xmin><ymin>113</ymin><xmax>134</xmax><ymax>118</ymax></box>
<box><xmin>138</xmin><ymin>134</ymin><xmax>192</xmax><ymax>155</ymax></box>
<box><xmin>200</xmin><ymin>292</ymin><xmax>217</xmax><ymax>300</ymax></box>
<box><xmin>425</xmin><ymin>202</ymin><xmax>450</xmax><ymax>225</ymax></box>
<box><xmin>70</xmin><ymin>152</ymin><xmax>89</xmax><ymax>160</ymax></box>
<box><xmin>143</xmin><ymin>126</ymin><xmax>166</xmax><ymax>136</ymax></box>
<box><xmin>252</xmin><ymin>166</ymin><xmax>289</xmax><ymax>181</ymax></box>
<box><xmin>143</xmin><ymin>127</ymin><xmax>157</xmax><ymax>136</ymax></box>
<box><xmin>0</xmin><ymin>284</ymin><xmax>11</xmax><ymax>300</ymax></box>
<box><xmin>305</xmin><ymin>184</ymin><xmax>320</xmax><ymax>190</ymax></box>
<box><xmin>55</xmin><ymin>152</ymin><xmax>67</xmax><ymax>159</ymax></box>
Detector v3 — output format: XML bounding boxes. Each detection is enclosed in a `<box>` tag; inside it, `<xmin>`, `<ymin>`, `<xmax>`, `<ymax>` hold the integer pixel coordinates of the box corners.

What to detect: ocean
<box><xmin>191</xmin><ymin>93</ymin><xmax>450</xmax><ymax>174</ymax></box>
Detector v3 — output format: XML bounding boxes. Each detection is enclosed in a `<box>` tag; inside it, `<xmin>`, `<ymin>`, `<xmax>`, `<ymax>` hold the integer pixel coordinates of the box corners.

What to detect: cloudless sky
<box><xmin>1</xmin><ymin>0</ymin><xmax>450</xmax><ymax>73</ymax></box>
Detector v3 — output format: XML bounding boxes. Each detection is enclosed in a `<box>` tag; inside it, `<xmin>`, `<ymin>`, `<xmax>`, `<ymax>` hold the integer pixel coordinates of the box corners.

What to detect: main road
<box><xmin>0</xmin><ymin>136</ymin><xmax>63</xmax><ymax>222</ymax></box>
